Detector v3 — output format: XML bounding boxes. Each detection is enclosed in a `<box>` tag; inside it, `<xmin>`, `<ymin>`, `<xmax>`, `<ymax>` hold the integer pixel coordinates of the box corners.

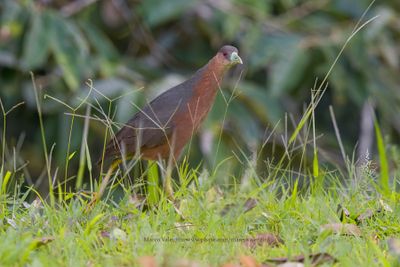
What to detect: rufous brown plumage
<box><xmin>101</xmin><ymin>45</ymin><xmax>242</xmax><ymax>164</ymax></box>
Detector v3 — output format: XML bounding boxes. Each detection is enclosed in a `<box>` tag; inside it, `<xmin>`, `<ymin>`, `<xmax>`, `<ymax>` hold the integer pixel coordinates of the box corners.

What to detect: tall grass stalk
<box><xmin>76</xmin><ymin>105</ymin><xmax>91</xmax><ymax>188</ymax></box>
<box><xmin>289</xmin><ymin>5</ymin><xmax>378</xmax><ymax>145</ymax></box>
<box><xmin>147</xmin><ymin>160</ymin><xmax>160</xmax><ymax>205</ymax></box>
<box><xmin>31</xmin><ymin>72</ymin><xmax>55</xmax><ymax>206</ymax></box>
<box><xmin>0</xmin><ymin>98</ymin><xmax>24</xmax><ymax>195</ymax></box>
<box><xmin>311</xmin><ymin>91</ymin><xmax>319</xmax><ymax>179</ymax></box>
<box><xmin>0</xmin><ymin>97</ymin><xmax>6</xmax><ymax>181</ymax></box>
<box><xmin>374</xmin><ymin>118</ymin><xmax>390</xmax><ymax>195</ymax></box>
<box><xmin>212</xmin><ymin>70</ymin><xmax>244</xmax><ymax>169</ymax></box>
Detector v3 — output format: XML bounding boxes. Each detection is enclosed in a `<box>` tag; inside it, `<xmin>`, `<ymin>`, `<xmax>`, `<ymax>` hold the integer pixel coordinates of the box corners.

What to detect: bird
<box><xmin>101</xmin><ymin>45</ymin><xmax>242</xmax><ymax>164</ymax></box>
<box><xmin>92</xmin><ymin>45</ymin><xmax>242</xmax><ymax>206</ymax></box>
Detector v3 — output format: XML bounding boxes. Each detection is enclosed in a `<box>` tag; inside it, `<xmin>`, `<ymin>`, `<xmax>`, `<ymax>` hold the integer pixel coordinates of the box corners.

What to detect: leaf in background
<box><xmin>365</xmin><ymin>7</ymin><xmax>393</xmax><ymax>40</ymax></box>
<box><xmin>116</xmin><ymin>91</ymin><xmax>139</xmax><ymax>123</ymax></box>
<box><xmin>147</xmin><ymin>74</ymin><xmax>185</xmax><ymax>100</ymax></box>
<box><xmin>222</xmin><ymin>14</ymin><xmax>241</xmax><ymax>40</ymax></box>
<box><xmin>374</xmin><ymin>118</ymin><xmax>390</xmax><ymax>195</ymax></box>
<box><xmin>73</xmin><ymin>78</ymin><xmax>136</xmax><ymax>107</ymax></box>
<box><xmin>330</xmin><ymin>0</ymin><xmax>369</xmax><ymax>18</ymax></box>
<box><xmin>79</xmin><ymin>21</ymin><xmax>119</xmax><ymax>76</ymax></box>
<box><xmin>238</xmin><ymin>0</ymin><xmax>270</xmax><ymax>20</ymax></box>
<box><xmin>347</xmin><ymin>33</ymin><xmax>368</xmax><ymax>71</ymax></box>
<box><xmin>243</xmin><ymin>28</ymin><xmax>272</xmax><ymax>70</ymax></box>
<box><xmin>237</xmin><ymin>81</ymin><xmax>283</xmax><ymax>126</ymax></box>
<box><xmin>1</xmin><ymin>0</ymin><xmax>26</xmax><ymax>37</ymax></box>
<box><xmin>228</xmin><ymin>100</ymin><xmax>261</xmax><ymax>146</ymax></box>
<box><xmin>268</xmin><ymin>37</ymin><xmax>310</xmax><ymax>96</ymax></box>
<box><xmin>49</xmin><ymin>13</ymin><xmax>88</xmax><ymax>91</ymax></box>
<box><xmin>323</xmin><ymin>46</ymin><xmax>348</xmax><ymax>104</ymax></box>
<box><xmin>22</xmin><ymin>11</ymin><xmax>50</xmax><ymax>70</ymax></box>
<box><xmin>139</xmin><ymin>0</ymin><xmax>196</xmax><ymax>27</ymax></box>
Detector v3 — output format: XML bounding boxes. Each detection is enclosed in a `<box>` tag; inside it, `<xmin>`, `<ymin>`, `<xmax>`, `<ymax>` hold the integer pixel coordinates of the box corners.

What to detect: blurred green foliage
<box><xmin>0</xmin><ymin>0</ymin><xmax>400</xmax><ymax>186</ymax></box>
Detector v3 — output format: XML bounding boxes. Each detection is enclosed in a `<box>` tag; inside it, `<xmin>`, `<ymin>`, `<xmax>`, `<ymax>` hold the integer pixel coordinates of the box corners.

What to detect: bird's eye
<box><xmin>223</xmin><ymin>52</ymin><xmax>228</xmax><ymax>57</ymax></box>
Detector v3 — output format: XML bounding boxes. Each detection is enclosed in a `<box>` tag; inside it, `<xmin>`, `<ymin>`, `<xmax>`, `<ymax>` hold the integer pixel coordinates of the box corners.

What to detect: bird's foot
<box><xmin>85</xmin><ymin>192</ymin><xmax>100</xmax><ymax>212</ymax></box>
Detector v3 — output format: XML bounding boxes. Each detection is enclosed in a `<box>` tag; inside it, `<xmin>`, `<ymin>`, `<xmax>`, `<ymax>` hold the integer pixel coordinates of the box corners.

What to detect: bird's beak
<box><xmin>230</xmin><ymin>52</ymin><xmax>243</xmax><ymax>65</ymax></box>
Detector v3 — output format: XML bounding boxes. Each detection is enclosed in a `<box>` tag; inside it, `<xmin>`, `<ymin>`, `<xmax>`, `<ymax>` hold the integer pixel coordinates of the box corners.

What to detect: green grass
<box><xmin>1</xmin><ymin>4</ymin><xmax>399</xmax><ymax>266</ymax></box>
<box><xmin>0</xmin><ymin>162</ymin><xmax>399</xmax><ymax>266</ymax></box>
<box><xmin>0</xmin><ymin>82</ymin><xmax>399</xmax><ymax>266</ymax></box>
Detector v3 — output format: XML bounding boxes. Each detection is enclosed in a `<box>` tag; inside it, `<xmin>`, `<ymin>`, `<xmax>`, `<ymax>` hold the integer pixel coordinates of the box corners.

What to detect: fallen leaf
<box><xmin>240</xmin><ymin>255</ymin><xmax>260</xmax><ymax>267</ymax></box>
<box><xmin>138</xmin><ymin>256</ymin><xmax>157</xmax><ymax>267</ymax></box>
<box><xmin>111</xmin><ymin>227</ymin><xmax>127</xmax><ymax>242</ymax></box>
<box><xmin>32</xmin><ymin>197</ymin><xmax>43</xmax><ymax>209</ymax></box>
<box><xmin>371</xmin><ymin>233</ymin><xmax>380</xmax><ymax>244</ymax></box>
<box><xmin>265</xmin><ymin>253</ymin><xmax>336</xmax><ymax>266</ymax></box>
<box><xmin>307</xmin><ymin>253</ymin><xmax>337</xmax><ymax>266</ymax></box>
<box><xmin>243</xmin><ymin>233</ymin><xmax>283</xmax><ymax>249</ymax></box>
<box><xmin>321</xmin><ymin>223</ymin><xmax>361</xmax><ymax>236</ymax></box>
<box><xmin>129</xmin><ymin>194</ymin><xmax>147</xmax><ymax>209</ymax></box>
<box><xmin>388</xmin><ymin>238</ymin><xmax>400</xmax><ymax>256</ymax></box>
<box><xmin>379</xmin><ymin>199</ymin><xmax>393</xmax><ymax>212</ymax></box>
<box><xmin>277</xmin><ymin>263</ymin><xmax>304</xmax><ymax>267</ymax></box>
<box><xmin>356</xmin><ymin>209</ymin><xmax>376</xmax><ymax>223</ymax></box>
<box><xmin>355</xmin><ymin>200</ymin><xmax>392</xmax><ymax>224</ymax></box>
<box><xmin>174</xmin><ymin>222</ymin><xmax>195</xmax><ymax>231</ymax></box>
<box><xmin>221</xmin><ymin>198</ymin><xmax>258</xmax><ymax>216</ymax></box>
<box><xmin>221</xmin><ymin>263</ymin><xmax>241</xmax><ymax>267</ymax></box>
<box><xmin>175</xmin><ymin>259</ymin><xmax>204</xmax><ymax>267</ymax></box>
<box><xmin>22</xmin><ymin>202</ymin><xmax>31</xmax><ymax>209</ymax></box>
<box><xmin>205</xmin><ymin>186</ymin><xmax>223</xmax><ymax>203</ymax></box>
<box><xmin>6</xmin><ymin>217</ymin><xmax>17</xmax><ymax>229</ymax></box>
<box><xmin>243</xmin><ymin>198</ymin><xmax>258</xmax><ymax>213</ymax></box>
<box><xmin>337</xmin><ymin>204</ymin><xmax>350</xmax><ymax>222</ymax></box>
<box><xmin>100</xmin><ymin>230</ymin><xmax>110</xmax><ymax>238</ymax></box>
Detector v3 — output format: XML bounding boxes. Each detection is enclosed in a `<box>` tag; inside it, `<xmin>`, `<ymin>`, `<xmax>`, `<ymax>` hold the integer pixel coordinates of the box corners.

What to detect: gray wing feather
<box><xmin>103</xmin><ymin>65</ymin><xmax>205</xmax><ymax>159</ymax></box>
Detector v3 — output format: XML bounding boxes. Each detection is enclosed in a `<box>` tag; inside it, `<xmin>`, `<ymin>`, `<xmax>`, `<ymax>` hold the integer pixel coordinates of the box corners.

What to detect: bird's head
<box><xmin>217</xmin><ymin>45</ymin><xmax>243</xmax><ymax>67</ymax></box>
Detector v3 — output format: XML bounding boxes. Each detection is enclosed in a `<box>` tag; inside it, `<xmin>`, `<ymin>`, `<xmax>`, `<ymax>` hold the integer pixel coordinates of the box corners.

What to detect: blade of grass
<box><xmin>1</xmin><ymin>171</ymin><xmax>11</xmax><ymax>194</ymax></box>
<box><xmin>31</xmin><ymin>72</ymin><xmax>55</xmax><ymax>206</ymax></box>
<box><xmin>147</xmin><ymin>160</ymin><xmax>160</xmax><ymax>205</ymax></box>
<box><xmin>311</xmin><ymin>91</ymin><xmax>319</xmax><ymax>179</ymax></box>
<box><xmin>374</xmin><ymin>118</ymin><xmax>390</xmax><ymax>195</ymax></box>
<box><xmin>329</xmin><ymin>106</ymin><xmax>347</xmax><ymax>164</ymax></box>
<box><xmin>288</xmin><ymin>12</ymin><xmax>379</xmax><ymax>145</ymax></box>
<box><xmin>84</xmin><ymin>213</ymin><xmax>104</xmax><ymax>235</ymax></box>
<box><xmin>76</xmin><ymin>105</ymin><xmax>91</xmax><ymax>188</ymax></box>
<box><xmin>0</xmin><ymin>97</ymin><xmax>5</xmax><ymax>180</ymax></box>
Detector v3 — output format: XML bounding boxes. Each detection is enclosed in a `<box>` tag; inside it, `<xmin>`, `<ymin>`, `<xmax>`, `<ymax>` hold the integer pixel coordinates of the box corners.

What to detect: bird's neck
<box><xmin>193</xmin><ymin>57</ymin><xmax>228</xmax><ymax>95</ymax></box>
<box><xmin>183</xmin><ymin>57</ymin><xmax>228</xmax><ymax>128</ymax></box>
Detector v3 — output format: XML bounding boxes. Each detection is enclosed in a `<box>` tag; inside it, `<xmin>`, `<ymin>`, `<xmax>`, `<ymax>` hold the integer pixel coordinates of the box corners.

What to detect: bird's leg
<box><xmin>86</xmin><ymin>159</ymin><xmax>120</xmax><ymax>211</ymax></box>
<box><xmin>164</xmin><ymin>152</ymin><xmax>177</xmax><ymax>201</ymax></box>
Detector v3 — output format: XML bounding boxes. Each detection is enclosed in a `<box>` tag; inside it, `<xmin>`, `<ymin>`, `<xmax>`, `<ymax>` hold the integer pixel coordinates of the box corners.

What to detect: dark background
<box><xmin>1</xmin><ymin>0</ymin><xmax>399</xmax><ymax>190</ymax></box>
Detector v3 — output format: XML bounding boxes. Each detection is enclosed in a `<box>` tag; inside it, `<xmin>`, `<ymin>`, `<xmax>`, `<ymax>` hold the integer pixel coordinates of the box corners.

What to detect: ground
<box><xmin>0</xmin><ymin>161</ymin><xmax>399</xmax><ymax>267</ymax></box>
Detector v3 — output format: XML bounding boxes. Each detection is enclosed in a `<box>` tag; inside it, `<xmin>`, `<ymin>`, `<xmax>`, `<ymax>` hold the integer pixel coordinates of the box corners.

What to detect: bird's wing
<box><xmin>103</xmin><ymin>81</ymin><xmax>194</xmax><ymax>159</ymax></box>
<box><xmin>139</xmin><ymin>82</ymin><xmax>193</xmax><ymax>146</ymax></box>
